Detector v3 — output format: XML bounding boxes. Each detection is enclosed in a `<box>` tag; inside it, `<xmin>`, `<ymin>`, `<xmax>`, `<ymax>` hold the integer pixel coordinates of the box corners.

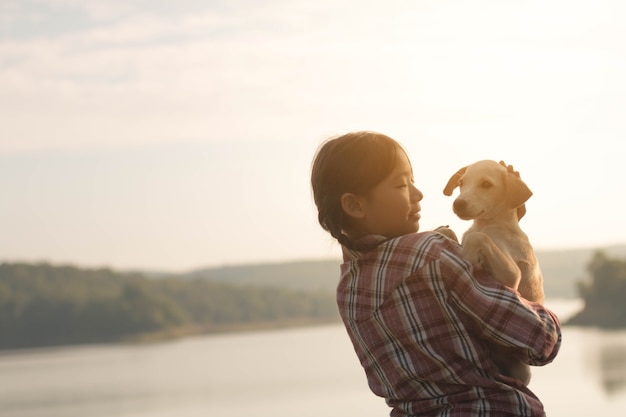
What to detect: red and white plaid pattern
<box><xmin>338</xmin><ymin>232</ymin><xmax>561</xmax><ymax>417</ymax></box>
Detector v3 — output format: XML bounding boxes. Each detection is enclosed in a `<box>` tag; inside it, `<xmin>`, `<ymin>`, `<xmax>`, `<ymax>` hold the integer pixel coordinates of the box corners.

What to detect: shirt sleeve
<box><xmin>438</xmin><ymin>247</ymin><xmax>562</xmax><ymax>366</ymax></box>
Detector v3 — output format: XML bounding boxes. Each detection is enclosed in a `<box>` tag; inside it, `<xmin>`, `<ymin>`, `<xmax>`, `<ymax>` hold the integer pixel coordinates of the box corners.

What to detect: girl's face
<box><xmin>351</xmin><ymin>151</ymin><xmax>423</xmax><ymax>239</ymax></box>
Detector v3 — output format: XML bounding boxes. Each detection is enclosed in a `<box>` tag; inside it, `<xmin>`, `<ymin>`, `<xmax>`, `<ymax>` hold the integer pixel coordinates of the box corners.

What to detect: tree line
<box><xmin>3</xmin><ymin>250</ymin><xmax>624</xmax><ymax>349</ymax></box>
<box><xmin>567</xmin><ymin>250</ymin><xmax>626</xmax><ymax>328</ymax></box>
<box><xmin>0</xmin><ymin>262</ymin><xmax>339</xmax><ymax>350</ymax></box>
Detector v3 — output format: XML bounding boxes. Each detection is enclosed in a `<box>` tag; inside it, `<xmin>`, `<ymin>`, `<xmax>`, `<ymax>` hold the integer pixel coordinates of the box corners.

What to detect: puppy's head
<box><xmin>443</xmin><ymin>160</ymin><xmax>532</xmax><ymax>221</ymax></box>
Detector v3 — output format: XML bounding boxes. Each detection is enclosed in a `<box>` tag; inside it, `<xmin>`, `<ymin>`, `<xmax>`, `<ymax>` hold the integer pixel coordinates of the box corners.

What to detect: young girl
<box><xmin>310</xmin><ymin>131</ymin><xmax>561</xmax><ymax>417</ymax></box>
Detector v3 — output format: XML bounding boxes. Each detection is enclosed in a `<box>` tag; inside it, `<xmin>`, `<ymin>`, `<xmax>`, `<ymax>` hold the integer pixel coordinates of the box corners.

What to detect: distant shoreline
<box><xmin>4</xmin><ymin>299</ymin><xmax>585</xmax><ymax>353</ymax></box>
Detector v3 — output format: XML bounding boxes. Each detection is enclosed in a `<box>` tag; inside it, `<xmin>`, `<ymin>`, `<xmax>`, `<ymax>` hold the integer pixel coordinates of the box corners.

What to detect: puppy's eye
<box><xmin>481</xmin><ymin>181</ymin><xmax>493</xmax><ymax>188</ymax></box>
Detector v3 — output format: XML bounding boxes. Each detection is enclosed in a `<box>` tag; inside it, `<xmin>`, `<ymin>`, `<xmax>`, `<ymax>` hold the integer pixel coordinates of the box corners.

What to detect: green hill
<box><xmin>0</xmin><ymin>262</ymin><xmax>338</xmax><ymax>350</ymax></box>
<box><xmin>183</xmin><ymin>259</ymin><xmax>341</xmax><ymax>292</ymax></box>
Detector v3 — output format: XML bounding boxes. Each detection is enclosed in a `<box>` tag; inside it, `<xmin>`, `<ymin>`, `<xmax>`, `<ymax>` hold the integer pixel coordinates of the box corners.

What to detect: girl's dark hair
<box><xmin>311</xmin><ymin>131</ymin><xmax>405</xmax><ymax>251</ymax></box>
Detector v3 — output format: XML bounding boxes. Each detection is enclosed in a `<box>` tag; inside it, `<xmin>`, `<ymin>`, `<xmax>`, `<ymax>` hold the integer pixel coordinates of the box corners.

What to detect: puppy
<box><xmin>443</xmin><ymin>160</ymin><xmax>544</xmax><ymax>385</ymax></box>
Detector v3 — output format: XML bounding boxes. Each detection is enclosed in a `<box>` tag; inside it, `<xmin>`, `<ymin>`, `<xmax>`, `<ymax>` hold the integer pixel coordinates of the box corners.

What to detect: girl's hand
<box><xmin>434</xmin><ymin>225</ymin><xmax>458</xmax><ymax>243</ymax></box>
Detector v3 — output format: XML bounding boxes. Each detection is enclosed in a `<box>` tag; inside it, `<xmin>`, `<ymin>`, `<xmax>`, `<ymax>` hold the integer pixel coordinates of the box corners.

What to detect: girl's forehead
<box><xmin>394</xmin><ymin>151</ymin><xmax>413</xmax><ymax>170</ymax></box>
<box><xmin>387</xmin><ymin>152</ymin><xmax>413</xmax><ymax>178</ymax></box>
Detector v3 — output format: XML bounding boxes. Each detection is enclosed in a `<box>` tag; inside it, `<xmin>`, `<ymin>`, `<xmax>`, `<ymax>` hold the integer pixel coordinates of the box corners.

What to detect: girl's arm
<box><xmin>440</xmin><ymin>248</ymin><xmax>561</xmax><ymax>366</ymax></box>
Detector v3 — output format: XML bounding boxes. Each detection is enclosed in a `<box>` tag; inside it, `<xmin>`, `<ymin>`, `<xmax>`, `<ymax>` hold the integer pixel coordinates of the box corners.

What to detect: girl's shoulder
<box><xmin>381</xmin><ymin>231</ymin><xmax>462</xmax><ymax>265</ymax></box>
<box><xmin>390</xmin><ymin>230</ymin><xmax>459</xmax><ymax>251</ymax></box>
<box><xmin>343</xmin><ymin>231</ymin><xmax>463</xmax><ymax>269</ymax></box>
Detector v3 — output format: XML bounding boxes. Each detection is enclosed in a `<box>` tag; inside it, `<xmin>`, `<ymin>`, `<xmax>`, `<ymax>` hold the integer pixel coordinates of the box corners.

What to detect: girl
<box><xmin>310</xmin><ymin>131</ymin><xmax>561</xmax><ymax>417</ymax></box>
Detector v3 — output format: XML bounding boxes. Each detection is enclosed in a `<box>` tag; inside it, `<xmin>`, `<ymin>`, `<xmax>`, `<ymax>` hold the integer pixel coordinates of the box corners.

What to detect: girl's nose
<box><xmin>411</xmin><ymin>185</ymin><xmax>423</xmax><ymax>202</ymax></box>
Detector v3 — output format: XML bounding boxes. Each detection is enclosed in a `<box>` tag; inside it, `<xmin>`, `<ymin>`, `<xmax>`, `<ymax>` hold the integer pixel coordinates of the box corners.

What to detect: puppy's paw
<box><xmin>461</xmin><ymin>232</ymin><xmax>490</xmax><ymax>271</ymax></box>
<box><xmin>464</xmin><ymin>232</ymin><xmax>521</xmax><ymax>289</ymax></box>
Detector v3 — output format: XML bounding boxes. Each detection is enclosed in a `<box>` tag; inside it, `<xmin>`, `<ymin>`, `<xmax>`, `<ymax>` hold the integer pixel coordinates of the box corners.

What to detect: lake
<box><xmin>1</xmin><ymin>299</ymin><xmax>625</xmax><ymax>417</ymax></box>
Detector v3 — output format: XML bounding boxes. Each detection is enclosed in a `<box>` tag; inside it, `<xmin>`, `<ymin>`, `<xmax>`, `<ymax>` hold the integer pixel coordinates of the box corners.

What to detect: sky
<box><xmin>1</xmin><ymin>0</ymin><xmax>625</xmax><ymax>272</ymax></box>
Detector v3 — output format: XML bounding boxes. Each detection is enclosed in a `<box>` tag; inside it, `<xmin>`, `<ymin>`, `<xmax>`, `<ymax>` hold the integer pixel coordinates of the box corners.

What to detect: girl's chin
<box><xmin>406</xmin><ymin>221</ymin><xmax>420</xmax><ymax>234</ymax></box>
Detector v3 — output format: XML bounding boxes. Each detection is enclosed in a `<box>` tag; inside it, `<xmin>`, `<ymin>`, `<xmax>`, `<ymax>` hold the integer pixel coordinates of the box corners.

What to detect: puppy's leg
<box><xmin>462</xmin><ymin>232</ymin><xmax>531</xmax><ymax>385</ymax></box>
<box><xmin>462</xmin><ymin>232</ymin><xmax>521</xmax><ymax>289</ymax></box>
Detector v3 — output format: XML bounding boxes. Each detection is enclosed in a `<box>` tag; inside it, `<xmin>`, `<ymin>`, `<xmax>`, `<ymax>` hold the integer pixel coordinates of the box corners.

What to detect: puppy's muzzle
<box><xmin>453</xmin><ymin>198</ymin><xmax>478</xmax><ymax>220</ymax></box>
<box><xmin>453</xmin><ymin>198</ymin><xmax>468</xmax><ymax>215</ymax></box>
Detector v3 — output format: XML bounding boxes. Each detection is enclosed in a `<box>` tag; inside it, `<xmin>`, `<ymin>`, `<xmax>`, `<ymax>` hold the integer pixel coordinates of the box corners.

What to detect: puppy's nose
<box><xmin>453</xmin><ymin>199</ymin><xmax>467</xmax><ymax>213</ymax></box>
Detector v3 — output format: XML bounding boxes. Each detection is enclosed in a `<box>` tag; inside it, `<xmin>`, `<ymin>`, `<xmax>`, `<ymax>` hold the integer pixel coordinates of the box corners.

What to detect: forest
<box><xmin>0</xmin><ymin>262</ymin><xmax>338</xmax><ymax>350</ymax></box>
<box><xmin>1</xmin><ymin>249</ymin><xmax>625</xmax><ymax>350</ymax></box>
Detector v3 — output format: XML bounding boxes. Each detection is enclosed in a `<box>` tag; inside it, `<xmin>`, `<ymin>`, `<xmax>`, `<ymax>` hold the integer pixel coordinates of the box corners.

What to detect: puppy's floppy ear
<box><xmin>500</xmin><ymin>160</ymin><xmax>531</xmax><ymax>220</ymax></box>
<box><xmin>443</xmin><ymin>166</ymin><xmax>466</xmax><ymax>196</ymax></box>
<box><xmin>506</xmin><ymin>172</ymin><xmax>533</xmax><ymax>221</ymax></box>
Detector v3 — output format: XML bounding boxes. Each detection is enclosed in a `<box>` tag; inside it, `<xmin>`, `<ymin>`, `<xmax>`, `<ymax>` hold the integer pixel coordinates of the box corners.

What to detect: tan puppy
<box><xmin>443</xmin><ymin>160</ymin><xmax>544</xmax><ymax>385</ymax></box>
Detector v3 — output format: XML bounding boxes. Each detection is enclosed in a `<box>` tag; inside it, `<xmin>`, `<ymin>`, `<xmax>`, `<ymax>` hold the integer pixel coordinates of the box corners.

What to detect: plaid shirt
<box><xmin>338</xmin><ymin>232</ymin><xmax>561</xmax><ymax>417</ymax></box>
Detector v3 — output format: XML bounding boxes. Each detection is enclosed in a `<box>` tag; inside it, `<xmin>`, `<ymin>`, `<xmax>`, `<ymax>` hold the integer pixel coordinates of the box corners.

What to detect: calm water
<box><xmin>1</xmin><ymin>299</ymin><xmax>625</xmax><ymax>417</ymax></box>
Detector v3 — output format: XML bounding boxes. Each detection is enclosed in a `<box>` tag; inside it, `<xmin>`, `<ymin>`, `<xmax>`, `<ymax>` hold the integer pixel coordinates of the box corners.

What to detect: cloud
<box><xmin>0</xmin><ymin>5</ymin><xmax>231</xmax><ymax>152</ymax></box>
<box><xmin>1</xmin><ymin>0</ymin><xmax>626</xmax><ymax>156</ymax></box>
<box><xmin>1</xmin><ymin>0</ymin><xmax>626</xmax><ymax>269</ymax></box>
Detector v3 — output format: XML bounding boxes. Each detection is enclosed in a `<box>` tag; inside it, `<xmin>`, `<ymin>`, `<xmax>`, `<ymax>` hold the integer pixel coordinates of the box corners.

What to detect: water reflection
<box><xmin>583</xmin><ymin>330</ymin><xmax>626</xmax><ymax>396</ymax></box>
<box><xmin>598</xmin><ymin>343</ymin><xmax>626</xmax><ymax>395</ymax></box>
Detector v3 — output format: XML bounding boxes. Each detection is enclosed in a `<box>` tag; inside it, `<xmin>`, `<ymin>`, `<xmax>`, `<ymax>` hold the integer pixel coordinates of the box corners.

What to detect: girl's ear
<box><xmin>340</xmin><ymin>193</ymin><xmax>366</xmax><ymax>219</ymax></box>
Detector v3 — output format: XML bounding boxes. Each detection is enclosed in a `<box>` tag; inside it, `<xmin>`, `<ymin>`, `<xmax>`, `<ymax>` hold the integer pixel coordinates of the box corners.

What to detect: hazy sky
<box><xmin>1</xmin><ymin>0</ymin><xmax>625</xmax><ymax>271</ymax></box>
